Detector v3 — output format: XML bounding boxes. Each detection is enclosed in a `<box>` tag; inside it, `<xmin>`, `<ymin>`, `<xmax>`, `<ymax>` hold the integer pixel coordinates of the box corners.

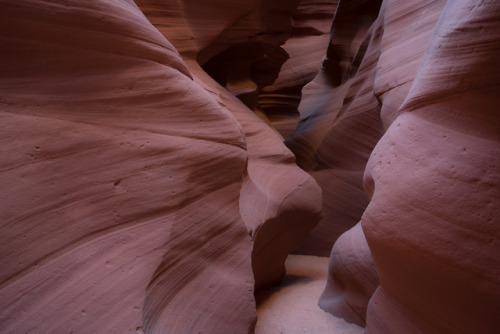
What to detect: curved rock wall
<box><xmin>288</xmin><ymin>0</ymin><xmax>385</xmax><ymax>256</ymax></box>
<box><xmin>140</xmin><ymin>0</ymin><xmax>337</xmax><ymax>139</ymax></box>
<box><xmin>1</xmin><ymin>0</ymin><xmax>499</xmax><ymax>333</ymax></box>
<box><xmin>363</xmin><ymin>1</ymin><xmax>500</xmax><ymax>333</ymax></box>
<box><xmin>136</xmin><ymin>0</ymin><xmax>323</xmax><ymax>292</ymax></box>
<box><xmin>257</xmin><ymin>0</ymin><xmax>337</xmax><ymax>137</ymax></box>
<box><xmin>319</xmin><ymin>222</ymin><xmax>378</xmax><ymax>326</ymax></box>
<box><xmin>291</xmin><ymin>0</ymin><xmax>500</xmax><ymax>332</ymax></box>
<box><xmin>0</xmin><ymin>1</ymin><xmax>257</xmax><ymax>333</ymax></box>
<box><xmin>1</xmin><ymin>0</ymin><xmax>323</xmax><ymax>333</ymax></box>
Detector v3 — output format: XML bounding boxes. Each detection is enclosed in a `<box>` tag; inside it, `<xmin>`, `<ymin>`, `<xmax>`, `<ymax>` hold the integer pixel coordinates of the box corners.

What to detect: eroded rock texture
<box><xmin>257</xmin><ymin>0</ymin><xmax>337</xmax><ymax>138</ymax></box>
<box><xmin>0</xmin><ymin>1</ymin><xmax>257</xmax><ymax>333</ymax></box>
<box><xmin>0</xmin><ymin>0</ymin><xmax>323</xmax><ymax>333</ymax></box>
<box><xmin>291</xmin><ymin>0</ymin><xmax>500</xmax><ymax>332</ymax></box>
<box><xmin>1</xmin><ymin>0</ymin><xmax>499</xmax><ymax>333</ymax></box>
<box><xmin>363</xmin><ymin>1</ymin><xmax>500</xmax><ymax>333</ymax></box>
<box><xmin>139</xmin><ymin>0</ymin><xmax>337</xmax><ymax>139</ymax></box>
<box><xmin>288</xmin><ymin>0</ymin><xmax>385</xmax><ymax>256</ymax></box>
<box><xmin>293</xmin><ymin>0</ymin><xmax>446</xmax><ymax>323</ymax></box>
<box><xmin>136</xmin><ymin>0</ymin><xmax>323</xmax><ymax>292</ymax></box>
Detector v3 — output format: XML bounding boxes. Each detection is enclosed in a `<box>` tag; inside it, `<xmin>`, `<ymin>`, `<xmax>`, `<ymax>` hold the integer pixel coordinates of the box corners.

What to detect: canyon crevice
<box><xmin>1</xmin><ymin>0</ymin><xmax>499</xmax><ymax>333</ymax></box>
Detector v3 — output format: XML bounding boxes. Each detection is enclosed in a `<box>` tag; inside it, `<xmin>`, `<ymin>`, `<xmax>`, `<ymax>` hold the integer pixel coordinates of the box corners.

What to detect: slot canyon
<box><xmin>1</xmin><ymin>0</ymin><xmax>499</xmax><ymax>333</ymax></box>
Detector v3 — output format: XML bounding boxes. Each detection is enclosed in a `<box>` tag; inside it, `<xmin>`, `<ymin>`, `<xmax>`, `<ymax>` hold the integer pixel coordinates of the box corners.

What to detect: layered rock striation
<box><xmin>1</xmin><ymin>0</ymin><xmax>323</xmax><ymax>333</ymax></box>
<box><xmin>290</xmin><ymin>0</ymin><xmax>500</xmax><ymax>332</ymax></box>
<box><xmin>288</xmin><ymin>0</ymin><xmax>385</xmax><ymax>256</ymax></box>
<box><xmin>136</xmin><ymin>0</ymin><xmax>323</xmax><ymax>293</ymax></box>
<box><xmin>1</xmin><ymin>0</ymin><xmax>499</xmax><ymax>333</ymax></box>
<box><xmin>362</xmin><ymin>1</ymin><xmax>500</xmax><ymax>332</ymax></box>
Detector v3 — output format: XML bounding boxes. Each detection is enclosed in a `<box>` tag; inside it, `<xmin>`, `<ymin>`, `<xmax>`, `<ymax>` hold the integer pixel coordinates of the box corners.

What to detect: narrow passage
<box><xmin>256</xmin><ymin>255</ymin><xmax>364</xmax><ymax>334</ymax></box>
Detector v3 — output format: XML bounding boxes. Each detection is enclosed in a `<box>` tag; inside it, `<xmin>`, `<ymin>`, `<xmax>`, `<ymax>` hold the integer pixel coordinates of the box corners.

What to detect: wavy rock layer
<box><xmin>140</xmin><ymin>0</ymin><xmax>336</xmax><ymax>139</ymax></box>
<box><xmin>307</xmin><ymin>0</ymin><xmax>445</xmax><ymax>323</ymax></box>
<box><xmin>0</xmin><ymin>1</ymin><xmax>257</xmax><ymax>333</ymax></box>
<box><xmin>288</xmin><ymin>0</ymin><xmax>385</xmax><ymax>256</ymax></box>
<box><xmin>2</xmin><ymin>0</ymin><xmax>499</xmax><ymax>333</ymax></box>
<box><xmin>136</xmin><ymin>0</ymin><xmax>323</xmax><ymax>292</ymax></box>
<box><xmin>363</xmin><ymin>1</ymin><xmax>500</xmax><ymax>333</ymax></box>
<box><xmin>290</xmin><ymin>0</ymin><xmax>500</xmax><ymax>332</ymax></box>
<box><xmin>1</xmin><ymin>0</ymin><xmax>325</xmax><ymax>333</ymax></box>
<box><xmin>190</xmin><ymin>61</ymin><xmax>322</xmax><ymax>291</ymax></box>
<box><xmin>257</xmin><ymin>0</ymin><xmax>337</xmax><ymax>138</ymax></box>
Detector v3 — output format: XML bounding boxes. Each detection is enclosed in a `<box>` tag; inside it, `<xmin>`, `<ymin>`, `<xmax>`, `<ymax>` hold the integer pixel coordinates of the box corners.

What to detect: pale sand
<box><xmin>255</xmin><ymin>255</ymin><xmax>364</xmax><ymax>334</ymax></box>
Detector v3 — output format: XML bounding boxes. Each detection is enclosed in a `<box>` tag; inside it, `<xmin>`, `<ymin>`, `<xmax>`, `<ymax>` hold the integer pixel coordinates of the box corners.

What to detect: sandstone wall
<box><xmin>363</xmin><ymin>1</ymin><xmax>500</xmax><ymax>332</ymax></box>
<box><xmin>290</xmin><ymin>0</ymin><xmax>500</xmax><ymax>332</ymax></box>
<box><xmin>1</xmin><ymin>0</ymin><xmax>499</xmax><ymax>333</ymax></box>
<box><xmin>0</xmin><ymin>0</ymin><xmax>323</xmax><ymax>332</ymax></box>
<box><xmin>136</xmin><ymin>0</ymin><xmax>324</xmax><ymax>292</ymax></box>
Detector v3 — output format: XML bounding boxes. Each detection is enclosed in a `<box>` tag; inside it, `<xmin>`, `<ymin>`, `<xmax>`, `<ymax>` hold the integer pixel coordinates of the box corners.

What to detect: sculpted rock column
<box><xmin>287</xmin><ymin>0</ymin><xmax>384</xmax><ymax>256</ymax></box>
<box><xmin>136</xmin><ymin>0</ymin><xmax>323</xmax><ymax>292</ymax></box>
<box><xmin>314</xmin><ymin>1</ymin><xmax>444</xmax><ymax>326</ymax></box>
<box><xmin>362</xmin><ymin>1</ymin><xmax>500</xmax><ymax>333</ymax></box>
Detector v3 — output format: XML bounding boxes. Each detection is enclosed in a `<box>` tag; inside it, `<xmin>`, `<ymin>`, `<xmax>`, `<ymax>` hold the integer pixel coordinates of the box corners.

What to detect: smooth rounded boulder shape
<box><xmin>319</xmin><ymin>223</ymin><xmax>379</xmax><ymax>327</ymax></box>
<box><xmin>362</xmin><ymin>1</ymin><xmax>500</xmax><ymax>333</ymax></box>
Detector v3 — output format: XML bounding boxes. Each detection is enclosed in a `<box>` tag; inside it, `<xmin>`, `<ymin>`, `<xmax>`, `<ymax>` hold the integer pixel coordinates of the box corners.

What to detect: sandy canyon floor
<box><xmin>256</xmin><ymin>255</ymin><xmax>363</xmax><ymax>334</ymax></box>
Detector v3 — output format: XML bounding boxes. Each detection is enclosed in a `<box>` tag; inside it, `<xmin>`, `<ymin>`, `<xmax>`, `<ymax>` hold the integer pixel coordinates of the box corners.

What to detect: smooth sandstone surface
<box><xmin>189</xmin><ymin>60</ymin><xmax>323</xmax><ymax>292</ymax></box>
<box><xmin>289</xmin><ymin>0</ymin><xmax>500</xmax><ymax>332</ymax></box>
<box><xmin>296</xmin><ymin>0</ymin><xmax>446</xmax><ymax>324</ymax></box>
<box><xmin>289</xmin><ymin>0</ymin><xmax>385</xmax><ymax>256</ymax></box>
<box><xmin>1</xmin><ymin>0</ymin><xmax>499</xmax><ymax>333</ymax></box>
<box><xmin>362</xmin><ymin>1</ymin><xmax>500</xmax><ymax>333</ymax></box>
<box><xmin>0</xmin><ymin>1</ymin><xmax>257</xmax><ymax>333</ymax></box>
<box><xmin>1</xmin><ymin>0</ymin><xmax>323</xmax><ymax>333</ymax></box>
<box><xmin>319</xmin><ymin>223</ymin><xmax>378</xmax><ymax>327</ymax></box>
<box><xmin>136</xmin><ymin>0</ymin><xmax>323</xmax><ymax>292</ymax></box>
<box><xmin>257</xmin><ymin>0</ymin><xmax>337</xmax><ymax>138</ymax></box>
<box><xmin>139</xmin><ymin>0</ymin><xmax>337</xmax><ymax>139</ymax></box>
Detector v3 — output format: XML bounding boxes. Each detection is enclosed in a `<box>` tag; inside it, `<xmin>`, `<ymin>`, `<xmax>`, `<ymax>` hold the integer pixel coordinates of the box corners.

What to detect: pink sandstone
<box><xmin>0</xmin><ymin>0</ymin><xmax>499</xmax><ymax>333</ymax></box>
<box><xmin>1</xmin><ymin>0</ymin><xmax>323</xmax><ymax>333</ymax></box>
<box><xmin>136</xmin><ymin>0</ymin><xmax>323</xmax><ymax>293</ymax></box>
<box><xmin>289</xmin><ymin>0</ymin><xmax>500</xmax><ymax>333</ymax></box>
<box><xmin>1</xmin><ymin>1</ymin><xmax>257</xmax><ymax>333</ymax></box>
<box><xmin>363</xmin><ymin>1</ymin><xmax>500</xmax><ymax>332</ymax></box>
